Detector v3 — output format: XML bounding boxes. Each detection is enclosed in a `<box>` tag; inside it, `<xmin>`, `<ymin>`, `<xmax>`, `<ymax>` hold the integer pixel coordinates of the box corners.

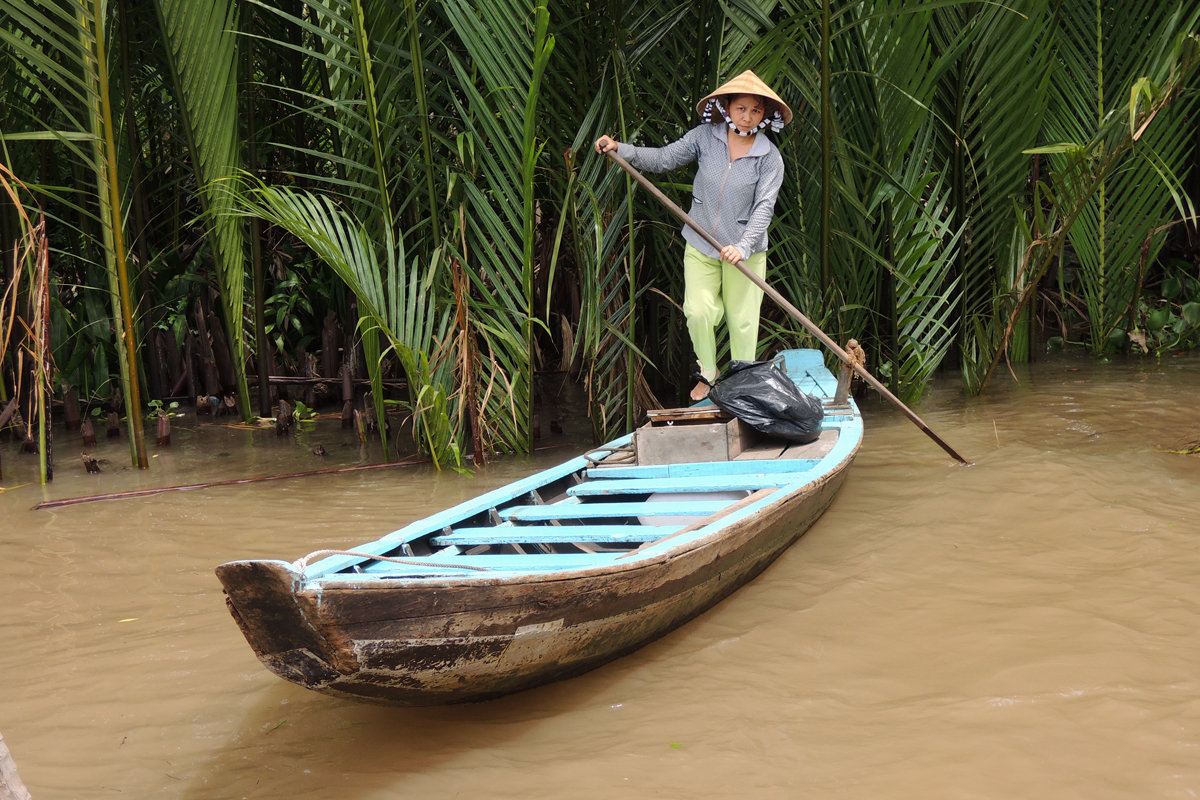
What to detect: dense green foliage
<box><xmin>1</xmin><ymin>0</ymin><xmax>1198</xmax><ymax>473</ymax></box>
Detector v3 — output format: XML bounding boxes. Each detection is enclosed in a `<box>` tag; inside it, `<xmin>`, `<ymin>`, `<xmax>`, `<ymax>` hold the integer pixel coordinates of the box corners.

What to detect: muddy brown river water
<box><xmin>1</xmin><ymin>351</ymin><xmax>1198</xmax><ymax>799</ymax></box>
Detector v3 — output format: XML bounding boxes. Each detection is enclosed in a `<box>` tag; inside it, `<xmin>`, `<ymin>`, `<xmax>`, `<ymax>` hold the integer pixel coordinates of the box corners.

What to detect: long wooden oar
<box><xmin>604</xmin><ymin>150</ymin><xmax>970</xmax><ymax>466</ymax></box>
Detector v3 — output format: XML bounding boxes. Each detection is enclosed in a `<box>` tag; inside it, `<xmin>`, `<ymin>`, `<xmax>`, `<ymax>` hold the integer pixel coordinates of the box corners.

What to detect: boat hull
<box><xmin>216</xmin><ymin>459</ymin><xmax>851</xmax><ymax>705</ymax></box>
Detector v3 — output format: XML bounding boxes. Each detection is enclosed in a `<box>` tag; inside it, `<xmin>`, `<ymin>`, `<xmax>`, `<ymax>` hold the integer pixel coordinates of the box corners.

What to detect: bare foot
<box><xmin>690</xmin><ymin>381</ymin><xmax>710</xmax><ymax>402</ymax></box>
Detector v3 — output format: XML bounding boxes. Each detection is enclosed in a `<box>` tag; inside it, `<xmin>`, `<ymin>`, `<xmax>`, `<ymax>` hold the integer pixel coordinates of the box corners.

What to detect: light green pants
<box><xmin>682</xmin><ymin>243</ymin><xmax>767</xmax><ymax>381</ymax></box>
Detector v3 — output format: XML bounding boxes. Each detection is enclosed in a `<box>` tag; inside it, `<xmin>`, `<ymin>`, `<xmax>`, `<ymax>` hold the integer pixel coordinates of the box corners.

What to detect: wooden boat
<box><xmin>216</xmin><ymin>349</ymin><xmax>862</xmax><ymax>705</ymax></box>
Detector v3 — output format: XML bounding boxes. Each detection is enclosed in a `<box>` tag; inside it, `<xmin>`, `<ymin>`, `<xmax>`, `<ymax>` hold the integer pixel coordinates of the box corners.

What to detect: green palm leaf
<box><xmin>926</xmin><ymin>0</ymin><xmax>1055</xmax><ymax>390</ymax></box>
<box><xmin>1</xmin><ymin>0</ymin><xmax>149</xmax><ymax>467</ymax></box>
<box><xmin>240</xmin><ymin>0</ymin><xmax>435</xmax><ymax>446</ymax></box>
<box><xmin>438</xmin><ymin>1</ymin><xmax>554</xmax><ymax>453</ymax></box>
<box><xmin>976</xmin><ymin>21</ymin><xmax>1200</xmax><ymax>388</ymax></box>
<box><xmin>154</xmin><ymin>0</ymin><xmax>251</xmax><ymax>418</ymax></box>
<box><xmin>236</xmin><ymin>181</ymin><xmax>459</xmax><ymax>466</ymax></box>
<box><xmin>1044</xmin><ymin>0</ymin><xmax>1200</xmax><ymax>353</ymax></box>
<box><xmin>888</xmin><ymin>167</ymin><xmax>963</xmax><ymax>400</ymax></box>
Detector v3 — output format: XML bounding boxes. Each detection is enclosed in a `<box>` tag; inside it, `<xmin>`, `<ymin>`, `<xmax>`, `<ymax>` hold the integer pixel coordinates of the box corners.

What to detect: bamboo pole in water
<box><xmin>87</xmin><ymin>5</ymin><xmax>148</xmax><ymax>469</ymax></box>
<box><xmin>32</xmin><ymin>443</ymin><xmax>577</xmax><ymax>510</ymax></box>
<box><xmin>32</xmin><ymin>458</ymin><xmax>432</xmax><ymax>510</ymax></box>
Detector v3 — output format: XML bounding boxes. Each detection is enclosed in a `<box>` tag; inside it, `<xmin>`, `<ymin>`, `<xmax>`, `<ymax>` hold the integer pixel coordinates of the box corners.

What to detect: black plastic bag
<box><xmin>705</xmin><ymin>359</ymin><xmax>824</xmax><ymax>444</ymax></box>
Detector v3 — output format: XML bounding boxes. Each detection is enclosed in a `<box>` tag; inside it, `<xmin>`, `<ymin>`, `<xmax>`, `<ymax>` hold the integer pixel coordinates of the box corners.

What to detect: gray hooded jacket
<box><xmin>616</xmin><ymin>123</ymin><xmax>784</xmax><ymax>260</ymax></box>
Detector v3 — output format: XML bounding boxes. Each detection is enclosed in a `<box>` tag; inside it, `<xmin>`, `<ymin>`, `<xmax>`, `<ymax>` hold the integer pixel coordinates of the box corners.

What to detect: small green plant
<box><xmin>263</xmin><ymin>266</ymin><xmax>316</xmax><ymax>365</ymax></box>
<box><xmin>147</xmin><ymin>399</ymin><xmax>182</xmax><ymax>417</ymax></box>
<box><xmin>291</xmin><ymin>400</ymin><xmax>318</xmax><ymax>423</ymax></box>
<box><xmin>1130</xmin><ymin>260</ymin><xmax>1200</xmax><ymax>354</ymax></box>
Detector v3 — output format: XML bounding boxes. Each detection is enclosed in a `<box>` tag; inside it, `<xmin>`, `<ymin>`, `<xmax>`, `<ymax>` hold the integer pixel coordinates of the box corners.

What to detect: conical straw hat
<box><xmin>696</xmin><ymin>70</ymin><xmax>792</xmax><ymax>124</ymax></box>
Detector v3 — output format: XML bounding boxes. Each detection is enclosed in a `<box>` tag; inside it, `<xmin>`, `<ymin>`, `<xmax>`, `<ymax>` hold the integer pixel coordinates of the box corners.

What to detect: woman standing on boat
<box><xmin>595</xmin><ymin>70</ymin><xmax>791</xmax><ymax>402</ymax></box>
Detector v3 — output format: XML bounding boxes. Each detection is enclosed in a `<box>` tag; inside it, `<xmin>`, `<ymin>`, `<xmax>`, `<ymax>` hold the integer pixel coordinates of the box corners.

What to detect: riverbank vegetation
<box><xmin>2</xmin><ymin>1</ymin><xmax>1198</xmax><ymax>481</ymax></box>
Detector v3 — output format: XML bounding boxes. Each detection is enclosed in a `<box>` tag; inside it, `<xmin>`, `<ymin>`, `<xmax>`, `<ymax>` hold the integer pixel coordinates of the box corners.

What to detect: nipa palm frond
<box><xmin>155</xmin><ymin>0</ymin><xmax>251</xmax><ymax>417</ymax></box>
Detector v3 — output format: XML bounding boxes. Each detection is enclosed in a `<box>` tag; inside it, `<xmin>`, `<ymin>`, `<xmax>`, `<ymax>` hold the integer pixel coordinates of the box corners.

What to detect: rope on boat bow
<box><xmin>845</xmin><ymin>339</ymin><xmax>866</xmax><ymax>368</ymax></box>
<box><xmin>584</xmin><ymin>443</ymin><xmax>636</xmax><ymax>468</ymax></box>
<box><xmin>293</xmin><ymin>549</ymin><xmax>493</xmax><ymax>574</ymax></box>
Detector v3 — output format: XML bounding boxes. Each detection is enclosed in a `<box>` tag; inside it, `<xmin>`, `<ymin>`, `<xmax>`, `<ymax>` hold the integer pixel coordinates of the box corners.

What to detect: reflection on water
<box><xmin>2</xmin><ymin>352</ymin><xmax>1199</xmax><ymax>799</ymax></box>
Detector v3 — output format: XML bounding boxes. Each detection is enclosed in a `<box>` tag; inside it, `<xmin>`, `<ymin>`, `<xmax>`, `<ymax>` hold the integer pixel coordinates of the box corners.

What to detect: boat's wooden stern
<box><xmin>216</xmin><ymin>559</ymin><xmax>350</xmax><ymax>690</ymax></box>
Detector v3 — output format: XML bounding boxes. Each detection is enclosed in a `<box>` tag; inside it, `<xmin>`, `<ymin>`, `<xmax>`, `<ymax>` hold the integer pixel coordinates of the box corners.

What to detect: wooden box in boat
<box><xmin>634</xmin><ymin>407</ymin><xmax>756</xmax><ymax>464</ymax></box>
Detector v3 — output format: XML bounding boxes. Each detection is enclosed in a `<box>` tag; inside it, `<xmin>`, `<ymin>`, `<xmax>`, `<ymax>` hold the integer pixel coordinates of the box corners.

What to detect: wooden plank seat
<box><xmin>734</xmin><ymin>441</ymin><xmax>790</xmax><ymax>461</ymax></box>
<box><xmin>499</xmin><ymin>500</ymin><xmax>731</xmax><ymax>522</ymax></box>
<box><xmin>431</xmin><ymin>524</ymin><xmax>683</xmax><ymax>547</ymax></box>
<box><xmin>567</xmin><ymin>475</ymin><xmax>796</xmax><ymax>497</ymax></box>
<box><xmin>584</xmin><ymin>458</ymin><xmax>823</xmax><ymax>480</ymax></box>
<box><xmin>736</xmin><ymin>429</ymin><xmax>840</xmax><ymax>462</ymax></box>
<box><xmin>354</xmin><ymin>551</ymin><xmax>626</xmax><ymax>574</ymax></box>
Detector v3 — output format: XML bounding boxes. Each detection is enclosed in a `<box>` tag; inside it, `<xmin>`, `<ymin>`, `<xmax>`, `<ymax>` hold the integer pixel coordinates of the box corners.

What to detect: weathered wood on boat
<box><xmin>643</xmin><ymin>406</ymin><xmax>729</xmax><ymax>423</ymax></box>
<box><xmin>216</xmin><ymin>349</ymin><xmax>863</xmax><ymax>705</ymax></box>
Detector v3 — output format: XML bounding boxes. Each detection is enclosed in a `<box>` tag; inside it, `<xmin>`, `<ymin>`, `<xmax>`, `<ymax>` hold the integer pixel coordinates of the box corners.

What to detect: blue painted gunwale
<box><xmin>300</xmin><ymin>349</ymin><xmax>862</xmax><ymax>584</ymax></box>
